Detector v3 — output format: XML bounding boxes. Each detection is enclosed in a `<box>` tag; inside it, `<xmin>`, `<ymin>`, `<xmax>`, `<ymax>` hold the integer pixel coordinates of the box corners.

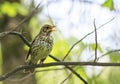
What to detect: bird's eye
<box><xmin>46</xmin><ymin>25</ymin><xmax>49</xmax><ymax>29</ymax></box>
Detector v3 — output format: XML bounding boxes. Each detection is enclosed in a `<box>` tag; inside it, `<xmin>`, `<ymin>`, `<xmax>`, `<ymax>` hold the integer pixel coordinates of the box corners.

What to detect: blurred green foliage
<box><xmin>108</xmin><ymin>67</ymin><xmax>120</xmax><ymax>84</ymax></box>
<box><xmin>0</xmin><ymin>1</ymin><xmax>28</xmax><ymax>17</ymax></box>
<box><xmin>0</xmin><ymin>0</ymin><xmax>120</xmax><ymax>84</ymax></box>
<box><xmin>102</xmin><ymin>0</ymin><xmax>114</xmax><ymax>11</ymax></box>
<box><xmin>109</xmin><ymin>52</ymin><xmax>120</xmax><ymax>62</ymax></box>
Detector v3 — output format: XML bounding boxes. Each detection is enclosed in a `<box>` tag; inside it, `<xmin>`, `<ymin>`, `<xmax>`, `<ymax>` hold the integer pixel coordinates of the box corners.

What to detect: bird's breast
<box><xmin>31</xmin><ymin>35</ymin><xmax>53</xmax><ymax>57</ymax></box>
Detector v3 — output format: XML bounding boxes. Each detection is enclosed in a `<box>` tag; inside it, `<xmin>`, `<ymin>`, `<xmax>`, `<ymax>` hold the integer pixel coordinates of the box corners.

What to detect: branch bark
<box><xmin>1</xmin><ymin>62</ymin><xmax>120</xmax><ymax>81</ymax></box>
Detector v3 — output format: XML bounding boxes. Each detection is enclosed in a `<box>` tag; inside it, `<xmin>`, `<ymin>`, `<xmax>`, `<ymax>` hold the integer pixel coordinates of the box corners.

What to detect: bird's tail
<box><xmin>24</xmin><ymin>61</ymin><xmax>35</xmax><ymax>73</ymax></box>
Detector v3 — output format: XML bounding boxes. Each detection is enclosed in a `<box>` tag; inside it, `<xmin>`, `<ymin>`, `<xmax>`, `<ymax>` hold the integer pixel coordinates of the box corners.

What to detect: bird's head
<box><xmin>40</xmin><ymin>24</ymin><xmax>55</xmax><ymax>35</ymax></box>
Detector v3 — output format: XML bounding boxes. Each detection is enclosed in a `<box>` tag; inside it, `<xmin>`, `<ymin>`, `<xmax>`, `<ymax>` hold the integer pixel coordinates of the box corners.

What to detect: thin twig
<box><xmin>97</xmin><ymin>49</ymin><xmax>120</xmax><ymax>61</ymax></box>
<box><xmin>0</xmin><ymin>1</ymin><xmax>42</xmax><ymax>38</ymax></box>
<box><xmin>93</xmin><ymin>19</ymin><xmax>98</xmax><ymax>62</ymax></box>
<box><xmin>62</xmin><ymin>17</ymin><xmax>115</xmax><ymax>61</ymax></box>
<box><xmin>12</xmin><ymin>1</ymin><xmax>42</xmax><ymax>31</ymax></box>
<box><xmin>60</xmin><ymin>73</ymin><xmax>72</xmax><ymax>84</ymax></box>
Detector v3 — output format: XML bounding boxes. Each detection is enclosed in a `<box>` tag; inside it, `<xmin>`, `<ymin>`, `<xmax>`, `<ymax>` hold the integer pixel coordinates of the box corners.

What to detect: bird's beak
<box><xmin>50</xmin><ymin>26</ymin><xmax>56</xmax><ymax>32</ymax></box>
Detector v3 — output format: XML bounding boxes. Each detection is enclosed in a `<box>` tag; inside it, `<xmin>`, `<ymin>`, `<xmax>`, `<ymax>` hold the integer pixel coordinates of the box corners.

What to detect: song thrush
<box><xmin>25</xmin><ymin>24</ymin><xmax>55</xmax><ymax>73</ymax></box>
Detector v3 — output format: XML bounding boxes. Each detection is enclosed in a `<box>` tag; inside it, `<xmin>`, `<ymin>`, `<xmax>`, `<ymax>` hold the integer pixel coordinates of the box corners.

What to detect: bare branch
<box><xmin>0</xmin><ymin>31</ymin><xmax>11</xmax><ymax>39</ymax></box>
<box><xmin>0</xmin><ymin>31</ymin><xmax>30</xmax><ymax>47</ymax></box>
<box><xmin>97</xmin><ymin>49</ymin><xmax>120</xmax><ymax>61</ymax></box>
<box><xmin>1</xmin><ymin>61</ymin><xmax>120</xmax><ymax>81</ymax></box>
<box><xmin>93</xmin><ymin>19</ymin><xmax>98</xmax><ymax>62</ymax></box>
<box><xmin>60</xmin><ymin>73</ymin><xmax>72</xmax><ymax>84</ymax></box>
<box><xmin>62</xmin><ymin>17</ymin><xmax>115</xmax><ymax>61</ymax></box>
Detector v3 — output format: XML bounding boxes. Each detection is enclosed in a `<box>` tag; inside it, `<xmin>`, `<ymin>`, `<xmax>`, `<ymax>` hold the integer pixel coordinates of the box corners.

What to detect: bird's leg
<box><xmin>39</xmin><ymin>57</ymin><xmax>46</xmax><ymax>64</ymax></box>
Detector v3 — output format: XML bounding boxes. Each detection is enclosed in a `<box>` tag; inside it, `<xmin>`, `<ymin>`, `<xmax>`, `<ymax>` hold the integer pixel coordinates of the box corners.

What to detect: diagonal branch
<box><xmin>97</xmin><ymin>49</ymin><xmax>120</xmax><ymax>61</ymax></box>
<box><xmin>60</xmin><ymin>73</ymin><xmax>72</xmax><ymax>84</ymax></box>
<box><xmin>62</xmin><ymin>17</ymin><xmax>115</xmax><ymax>61</ymax></box>
<box><xmin>12</xmin><ymin>1</ymin><xmax>42</xmax><ymax>31</ymax></box>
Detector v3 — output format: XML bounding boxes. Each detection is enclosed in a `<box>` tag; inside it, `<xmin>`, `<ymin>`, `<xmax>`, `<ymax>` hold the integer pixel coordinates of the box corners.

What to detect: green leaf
<box><xmin>102</xmin><ymin>0</ymin><xmax>114</xmax><ymax>11</ymax></box>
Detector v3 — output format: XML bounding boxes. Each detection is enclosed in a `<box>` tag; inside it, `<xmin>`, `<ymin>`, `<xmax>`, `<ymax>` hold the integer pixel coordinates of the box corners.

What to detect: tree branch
<box><xmin>97</xmin><ymin>49</ymin><xmax>120</xmax><ymax>60</ymax></box>
<box><xmin>62</xmin><ymin>17</ymin><xmax>115</xmax><ymax>61</ymax></box>
<box><xmin>93</xmin><ymin>19</ymin><xmax>98</xmax><ymax>62</ymax></box>
<box><xmin>60</xmin><ymin>73</ymin><xmax>72</xmax><ymax>84</ymax></box>
<box><xmin>1</xmin><ymin>62</ymin><xmax>120</xmax><ymax>81</ymax></box>
<box><xmin>0</xmin><ymin>31</ymin><xmax>31</xmax><ymax>47</ymax></box>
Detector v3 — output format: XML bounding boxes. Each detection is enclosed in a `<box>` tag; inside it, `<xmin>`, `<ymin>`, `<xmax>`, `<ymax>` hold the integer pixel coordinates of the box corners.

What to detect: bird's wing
<box><xmin>25</xmin><ymin>35</ymin><xmax>38</xmax><ymax>62</ymax></box>
<box><xmin>25</xmin><ymin>47</ymin><xmax>31</xmax><ymax>62</ymax></box>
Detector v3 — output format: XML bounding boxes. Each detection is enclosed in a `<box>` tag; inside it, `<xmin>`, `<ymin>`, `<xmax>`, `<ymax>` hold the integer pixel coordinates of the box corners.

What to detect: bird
<box><xmin>25</xmin><ymin>24</ymin><xmax>55</xmax><ymax>73</ymax></box>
